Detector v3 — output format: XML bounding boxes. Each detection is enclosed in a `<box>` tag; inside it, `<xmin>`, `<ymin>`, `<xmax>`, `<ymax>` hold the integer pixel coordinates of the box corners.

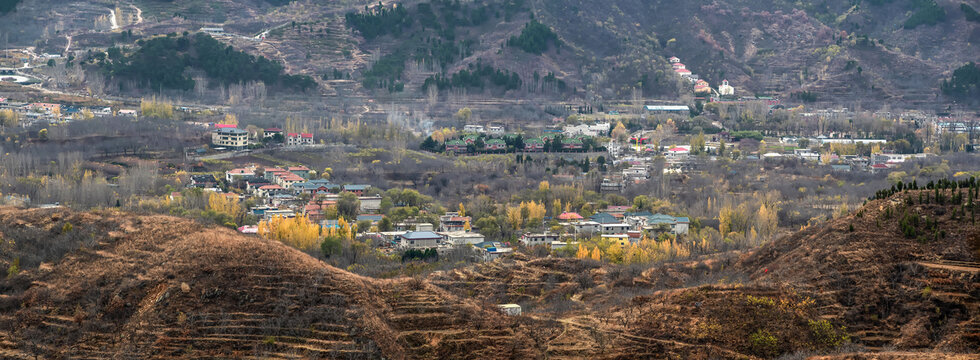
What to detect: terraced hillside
<box><xmin>0</xmin><ymin>208</ymin><xmax>538</xmax><ymax>359</ymax></box>
<box><xmin>1</xmin><ymin>186</ymin><xmax>977</xmax><ymax>359</ymax></box>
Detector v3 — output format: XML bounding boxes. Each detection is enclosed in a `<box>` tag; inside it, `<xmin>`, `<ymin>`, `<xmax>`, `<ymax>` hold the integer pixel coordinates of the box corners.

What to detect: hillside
<box><xmin>0</xmin><ymin>190</ymin><xmax>978</xmax><ymax>358</ymax></box>
<box><xmin>0</xmin><ymin>207</ymin><xmax>540</xmax><ymax>359</ymax></box>
<box><xmin>4</xmin><ymin>0</ymin><xmax>975</xmax><ymax>108</ymax></box>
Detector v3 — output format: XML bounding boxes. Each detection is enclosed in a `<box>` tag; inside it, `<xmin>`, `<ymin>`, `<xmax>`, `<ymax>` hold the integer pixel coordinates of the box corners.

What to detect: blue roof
<box><xmin>590</xmin><ymin>213</ymin><xmax>618</xmax><ymax>224</ymax></box>
<box><xmin>357</xmin><ymin>214</ymin><xmax>384</xmax><ymax>222</ymax></box>
<box><xmin>403</xmin><ymin>231</ymin><xmax>441</xmax><ymax>240</ymax></box>
<box><xmin>344</xmin><ymin>184</ymin><xmax>369</xmax><ymax>191</ymax></box>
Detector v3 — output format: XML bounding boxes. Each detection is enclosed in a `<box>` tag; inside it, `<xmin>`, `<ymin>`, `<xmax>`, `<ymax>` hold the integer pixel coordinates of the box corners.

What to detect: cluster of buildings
<box><xmin>209</xmin><ymin>124</ymin><xmax>314</xmax><ymax>150</ymax></box>
<box><xmin>462</xmin><ymin>124</ymin><xmax>506</xmax><ymax>135</ymax></box>
<box><xmin>668</xmin><ymin>56</ymin><xmax>735</xmax><ymax>98</ymax></box>
<box><xmin>518</xmin><ymin>208</ymin><xmax>691</xmax><ymax>249</ymax></box>
<box><xmin>0</xmin><ymin>98</ymin><xmax>137</xmax><ymax>126</ymax></box>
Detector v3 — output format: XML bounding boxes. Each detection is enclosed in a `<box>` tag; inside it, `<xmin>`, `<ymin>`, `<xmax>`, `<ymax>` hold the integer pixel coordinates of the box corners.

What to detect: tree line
<box><xmin>101</xmin><ymin>33</ymin><xmax>316</xmax><ymax>92</ymax></box>
<box><xmin>421</xmin><ymin>61</ymin><xmax>521</xmax><ymax>92</ymax></box>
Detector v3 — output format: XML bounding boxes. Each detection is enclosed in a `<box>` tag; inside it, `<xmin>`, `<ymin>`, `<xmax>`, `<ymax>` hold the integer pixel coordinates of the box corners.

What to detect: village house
<box><xmin>487</xmin><ymin>125</ymin><xmax>505</xmax><ymax>135</ymax></box>
<box><xmin>601</xmin><ymin>234</ymin><xmax>630</xmax><ymax>247</ymax></box>
<box><xmin>497</xmin><ymin>304</ymin><xmax>522</xmax><ymax>316</ymax></box>
<box><xmin>600</xmin><ymin>178</ymin><xmax>623</xmax><ymax>193</ymax></box>
<box><xmin>442</xmin><ymin>231</ymin><xmax>486</xmax><ymax>246</ymax></box>
<box><xmin>524</xmin><ymin>137</ymin><xmax>545</xmax><ymax>152</ymax></box>
<box><xmin>640</xmin><ymin>214</ymin><xmax>691</xmax><ymax>235</ymax></box>
<box><xmin>189</xmin><ymin>174</ymin><xmax>218</xmax><ymax>188</ymax></box>
<box><xmin>557</xmin><ymin>212</ymin><xmax>584</xmax><ymax>222</ymax></box>
<box><xmin>445</xmin><ymin>139</ymin><xmax>467</xmax><ymax>152</ymax></box>
<box><xmin>356</xmin><ymin>214</ymin><xmax>385</xmax><ymax>226</ymax></box>
<box><xmin>439</xmin><ymin>212</ymin><xmax>471</xmax><ymax>232</ymax></box>
<box><xmin>561</xmin><ymin>137</ymin><xmax>584</xmax><ymax>151</ymax></box>
<box><xmin>463</xmin><ymin>124</ymin><xmax>485</xmax><ymax>133</ymax></box>
<box><xmin>343</xmin><ymin>184</ymin><xmax>370</xmax><ymax>195</ymax></box>
<box><xmin>600</xmin><ymin>223</ymin><xmax>631</xmax><ymax>235</ymax></box>
<box><xmin>622</xmin><ymin>166</ymin><xmax>649</xmax><ymax>180</ymax></box>
<box><xmin>212</xmin><ymin>127</ymin><xmax>249</xmax><ymax>149</ymax></box>
<box><xmin>484</xmin><ymin>139</ymin><xmax>506</xmax><ymax>151</ymax></box>
<box><xmin>359</xmin><ymin>195</ymin><xmax>383</xmax><ymax>213</ymax></box>
<box><xmin>718</xmin><ymin>79</ymin><xmax>735</xmax><ymax>96</ymax></box>
<box><xmin>572</xmin><ymin>221</ymin><xmax>601</xmax><ymax>235</ymax></box>
<box><xmin>256</xmin><ymin>184</ymin><xmax>286</xmax><ymax>197</ymax></box>
<box><xmin>225</xmin><ymin>168</ymin><xmax>255</xmax><ymax>183</ymax></box>
<box><xmin>286</xmin><ymin>133</ymin><xmax>314</xmax><ymax>146</ymax></box>
<box><xmin>475</xmin><ymin>242</ymin><xmax>513</xmax><ymax>262</ymax></box>
<box><xmin>400</xmin><ymin>231</ymin><xmax>442</xmax><ymax>249</ymax></box>
<box><xmin>520</xmin><ymin>232</ymin><xmax>560</xmax><ymax>247</ymax></box>
<box><xmin>264</xmin><ymin>127</ymin><xmax>283</xmax><ymax>138</ymax></box>
<box><xmin>694</xmin><ymin>79</ymin><xmax>711</xmax><ymax>95</ymax></box>
<box><xmin>287</xmin><ymin>166</ymin><xmax>311</xmax><ymax>179</ymax></box>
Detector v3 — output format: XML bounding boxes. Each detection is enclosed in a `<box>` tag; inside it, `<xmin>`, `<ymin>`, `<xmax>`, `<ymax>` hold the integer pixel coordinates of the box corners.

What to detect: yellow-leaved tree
<box><xmin>590</xmin><ymin>246</ymin><xmax>602</xmax><ymax>261</ymax></box>
<box><xmin>208</xmin><ymin>193</ymin><xmax>243</xmax><ymax>223</ymax></box>
<box><xmin>506</xmin><ymin>206</ymin><xmax>523</xmax><ymax>229</ymax></box>
<box><xmin>258</xmin><ymin>215</ymin><xmax>322</xmax><ymax>251</ymax></box>
<box><xmin>576</xmin><ymin>244</ymin><xmax>590</xmax><ymax>259</ymax></box>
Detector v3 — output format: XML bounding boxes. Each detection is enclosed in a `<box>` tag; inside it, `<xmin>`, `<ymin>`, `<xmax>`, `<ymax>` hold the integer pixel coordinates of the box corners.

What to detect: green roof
<box><xmin>446</xmin><ymin>140</ymin><xmax>465</xmax><ymax>145</ymax></box>
<box><xmin>525</xmin><ymin>138</ymin><xmax>545</xmax><ymax>144</ymax></box>
<box><xmin>485</xmin><ymin>139</ymin><xmax>506</xmax><ymax>145</ymax></box>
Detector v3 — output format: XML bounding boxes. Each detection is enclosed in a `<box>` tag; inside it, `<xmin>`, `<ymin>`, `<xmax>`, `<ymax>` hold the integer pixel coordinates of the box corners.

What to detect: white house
<box><xmin>225</xmin><ymin>168</ymin><xmax>255</xmax><ymax>183</ymax></box>
<box><xmin>487</xmin><ymin>125</ymin><xmax>505</xmax><ymax>135</ymax></box>
<box><xmin>463</xmin><ymin>124</ymin><xmax>485</xmax><ymax>133</ymax></box>
<box><xmin>520</xmin><ymin>232</ymin><xmax>559</xmax><ymax>247</ymax></box>
<box><xmin>212</xmin><ymin>127</ymin><xmax>249</xmax><ymax>149</ymax></box>
<box><xmin>572</xmin><ymin>221</ymin><xmax>601</xmax><ymax>235</ymax></box>
<box><xmin>718</xmin><ymin>79</ymin><xmax>734</xmax><ymax>96</ymax></box>
<box><xmin>400</xmin><ymin>231</ymin><xmax>442</xmax><ymax>249</ymax></box>
<box><xmin>600</xmin><ymin>223</ymin><xmax>631</xmax><ymax>235</ymax></box>
<box><xmin>442</xmin><ymin>231</ymin><xmax>486</xmax><ymax>246</ymax></box>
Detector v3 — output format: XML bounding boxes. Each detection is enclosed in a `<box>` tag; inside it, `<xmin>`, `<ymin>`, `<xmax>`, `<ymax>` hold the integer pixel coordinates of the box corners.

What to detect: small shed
<box><xmin>497</xmin><ymin>304</ymin><xmax>522</xmax><ymax>316</ymax></box>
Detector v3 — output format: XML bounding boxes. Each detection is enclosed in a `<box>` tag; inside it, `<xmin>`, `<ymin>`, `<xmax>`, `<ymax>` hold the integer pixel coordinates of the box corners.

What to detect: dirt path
<box><xmin>917</xmin><ymin>261</ymin><xmax>980</xmax><ymax>273</ymax></box>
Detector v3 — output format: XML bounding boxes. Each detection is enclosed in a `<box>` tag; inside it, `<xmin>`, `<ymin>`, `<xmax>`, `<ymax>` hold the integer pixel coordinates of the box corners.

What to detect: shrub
<box><xmin>749</xmin><ymin>329</ymin><xmax>780</xmax><ymax>357</ymax></box>
<box><xmin>808</xmin><ymin>319</ymin><xmax>850</xmax><ymax>349</ymax></box>
<box><xmin>6</xmin><ymin>258</ymin><xmax>19</xmax><ymax>279</ymax></box>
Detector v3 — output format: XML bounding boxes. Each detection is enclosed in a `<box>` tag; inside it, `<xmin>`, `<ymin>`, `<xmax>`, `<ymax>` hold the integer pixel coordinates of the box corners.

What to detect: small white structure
<box><xmin>498</xmin><ymin>304</ymin><xmax>522</xmax><ymax>316</ymax></box>
<box><xmin>463</xmin><ymin>124</ymin><xmax>485</xmax><ymax>133</ymax></box>
<box><xmin>487</xmin><ymin>125</ymin><xmax>505</xmax><ymax>135</ymax></box>
<box><xmin>718</xmin><ymin>79</ymin><xmax>734</xmax><ymax>96</ymax></box>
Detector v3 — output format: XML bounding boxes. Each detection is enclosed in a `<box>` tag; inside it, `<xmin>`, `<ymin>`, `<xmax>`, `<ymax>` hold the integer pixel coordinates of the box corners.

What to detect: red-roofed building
<box><xmin>303</xmin><ymin>199</ymin><xmax>337</xmax><ymax>222</ymax></box>
<box><xmin>558</xmin><ymin>212</ymin><xmax>584</xmax><ymax>221</ymax></box>
<box><xmin>672</xmin><ymin>63</ymin><xmax>686</xmax><ymax>70</ymax></box>
<box><xmin>668</xmin><ymin>56</ymin><xmax>680</xmax><ymax>63</ymax></box>
<box><xmin>287</xmin><ymin>132</ymin><xmax>314</xmax><ymax>146</ymax></box>
<box><xmin>264</xmin><ymin>128</ymin><xmax>283</xmax><ymax>138</ymax></box>
<box><xmin>214</xmin><ymin>123</ymin><xmax>237</xmax><ymax>129</ymax></box>
<box><xmin>668</xmin><ymin>147</ymin><xmax>690</xmax><ymax>156</ymax></box>
<box><xmin>675</xmin><ymin>68</ymin><xmax>692</xmax><ymax>76</ymax></box>
<box><xmin>256</xmin><ymin>184</ymin><xmax>285</xmax><ymax>197</ymax></box>
<box><xmin>225</xmin><ymin>168</ymin><xmax>255</xmax><ymax>182</ymax></box>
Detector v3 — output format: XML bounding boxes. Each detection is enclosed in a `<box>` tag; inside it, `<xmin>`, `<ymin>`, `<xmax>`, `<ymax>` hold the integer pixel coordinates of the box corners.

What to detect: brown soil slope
<box><xmin>0</xmin><ymin>208</ymin><xmax>539</xmax><ymax>359</ymax></box>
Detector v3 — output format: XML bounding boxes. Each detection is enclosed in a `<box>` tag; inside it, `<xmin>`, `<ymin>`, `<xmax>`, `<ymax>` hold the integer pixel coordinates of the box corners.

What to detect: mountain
<box><xmin>2</xmin><ymin>0</ymin><xmax>974</xmax><ymax>108</ymax></box>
